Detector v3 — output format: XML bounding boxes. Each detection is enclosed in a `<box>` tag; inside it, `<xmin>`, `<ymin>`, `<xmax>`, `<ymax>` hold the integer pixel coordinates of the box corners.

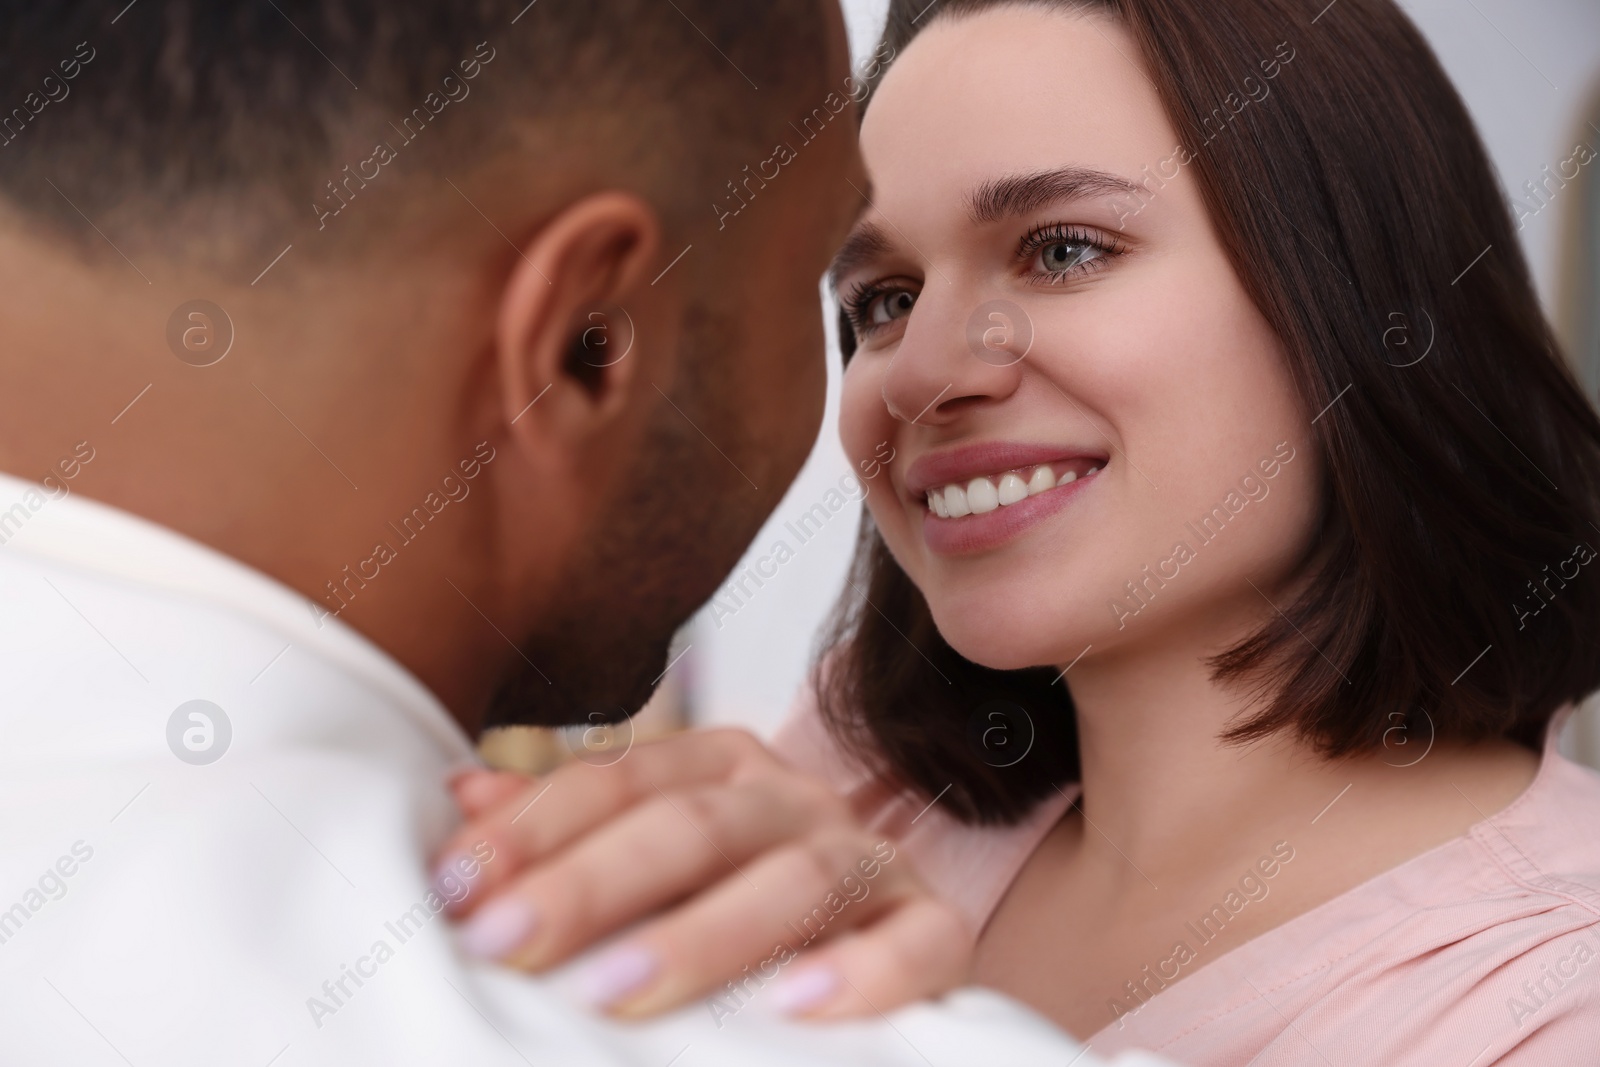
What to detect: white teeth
<box><xmin>966</xmin><ymin>477</ymin><xmax>1000</xmax><ymax>514</ymax></box>
<box><xmin>997</xmin><ymin>472</ymin><xmax>1029</xmax><ymax>506</ymax></box>
<box><xmin>927</xmin><ymin>461</ymin><xmax>1101</xmax><ymax>518</ymax></box>
<box><xmin>943</xmin><ymin>483</ymin><xmax>971</xmax><ymax>518</ymax></box>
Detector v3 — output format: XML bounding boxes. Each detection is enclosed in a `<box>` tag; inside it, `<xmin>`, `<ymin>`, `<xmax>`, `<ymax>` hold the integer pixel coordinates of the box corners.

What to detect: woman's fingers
<box><xmin>434</xmin><ymin>729</ymin><xmax>976</xmax><ymax>1022</ymax></box>
<box><xmin>455</xmin><ymin>775</ymin><xmax>839</xmax><ymax>967</ymax></box>
<box><xmin>450</xmin><ymin>769</ymin><xmax>532</xmax><ymax>817</ymax></box>
<box><xmin>779</xmin><ymin>896</ymin><xmax>975</xmax><ymax>1019</ymax></box>
<box><xmin>436</xmin><ymin>728</ymin><xmax>775</xmax><ymax>908</ymax></box>
<box><xmin>571</xmin><ymin>832</ymin><xmax>947</xmax><ymax>1019</ymax></box>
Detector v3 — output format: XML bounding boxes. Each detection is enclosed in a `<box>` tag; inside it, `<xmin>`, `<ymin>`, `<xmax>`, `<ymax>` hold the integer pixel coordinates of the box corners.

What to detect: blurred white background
<box><xmin>684</xmin><ymin>0</ymin><xmax>1600</xmax><ymax>752</ymax></box>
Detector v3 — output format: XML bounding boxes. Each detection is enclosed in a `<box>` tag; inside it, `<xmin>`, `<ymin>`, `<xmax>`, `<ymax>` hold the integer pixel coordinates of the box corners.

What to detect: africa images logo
<box><xmin>166</xmin><ymin>700</ymin><xmax>232</xmax><ymax>766</ymax></box>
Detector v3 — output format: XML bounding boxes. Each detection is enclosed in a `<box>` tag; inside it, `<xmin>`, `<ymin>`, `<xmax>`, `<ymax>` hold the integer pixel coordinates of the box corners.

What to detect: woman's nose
<box><xmin>881</xmin><ymin>292</ymin><xmax>1029</xmax><ymax>426</ymax></box>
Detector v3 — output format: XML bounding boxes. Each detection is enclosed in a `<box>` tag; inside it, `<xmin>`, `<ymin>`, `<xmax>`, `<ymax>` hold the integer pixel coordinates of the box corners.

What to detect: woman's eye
<box><xmin>1035</xmin><ymin>240</ymin><xmax>1104</xmax><ymax>274</ymax></box>
<box><xmin>865</xmin><ymin>289</ymin><xmax>917</xmax><ymax>328</ymax></box>
<box><xmin>842</xmin><ymin>280</ymin><xmax>920</xmax><ymax>346</ymax></box>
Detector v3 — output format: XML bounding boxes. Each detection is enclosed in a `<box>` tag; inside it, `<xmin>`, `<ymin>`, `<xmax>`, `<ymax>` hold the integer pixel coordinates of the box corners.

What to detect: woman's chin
<box><xmin>933</xmin><ymin>615</ymin><xmax>1083</xmax><ymax>675</ymax></box>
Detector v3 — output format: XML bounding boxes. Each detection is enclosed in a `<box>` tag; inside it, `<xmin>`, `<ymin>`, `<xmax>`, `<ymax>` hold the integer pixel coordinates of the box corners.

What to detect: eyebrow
<box><xmin>966</xmin><ymin>166</ymin><xmax>1137</xmax><ymax>224</ymax></box>
<box><xmin>827</xmin><ymin>222</ymin><xmax>892</xmax><ymax>292</ymax></box>
<box><xmin>826</xmin><ymin>165</ymin><xmax>1138</xmax><ymax>291</ymax></box>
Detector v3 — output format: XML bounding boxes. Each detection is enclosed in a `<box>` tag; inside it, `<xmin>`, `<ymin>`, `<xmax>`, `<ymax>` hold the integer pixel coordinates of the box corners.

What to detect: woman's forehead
<box><xmin>860</xmin><ymin>7</ymin><xmax>1174</xmax><ymax>192</ymax></box>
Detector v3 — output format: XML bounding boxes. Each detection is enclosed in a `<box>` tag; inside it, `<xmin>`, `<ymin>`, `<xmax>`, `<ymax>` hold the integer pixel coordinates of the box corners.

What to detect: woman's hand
<box><xmin>434</xmin><ymin>728</ymin><xmax>972</xmax><ymax>1020</ymax></box>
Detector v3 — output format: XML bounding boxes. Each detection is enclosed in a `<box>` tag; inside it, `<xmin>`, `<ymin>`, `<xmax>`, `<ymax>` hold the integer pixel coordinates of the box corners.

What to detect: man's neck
<box><xmin>0</xmin><ymin>237</ymin><xmax>517</xmax><ymax>732</ymax></box>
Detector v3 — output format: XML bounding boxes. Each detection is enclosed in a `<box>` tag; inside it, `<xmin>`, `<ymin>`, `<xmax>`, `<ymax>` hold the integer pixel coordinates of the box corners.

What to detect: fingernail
<box><xmin>458</xmin><ymin>897</ymin><xmax>538</xmax><ymax>959</ymax></box>
<box><xmin>577</xmin><ymin>944</ymin><xmax>659</xmax><ymax>1008</ymax></box>
<box><xmin>432</xmin><ymin>853</ymin><xmax>482</xmax><ymax>905</ymax></box>
<box><xmin>769</xmin><ymin>966</ymin><xmax>841</xmax><ymax>1016</ymax></box>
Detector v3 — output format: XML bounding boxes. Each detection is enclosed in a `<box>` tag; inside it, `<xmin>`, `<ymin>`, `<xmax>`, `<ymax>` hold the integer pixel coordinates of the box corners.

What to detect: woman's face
<box><xmin>837</xmin><ymin>6</ymin><xmax>1322</xmax><ymax>670</ymax></box>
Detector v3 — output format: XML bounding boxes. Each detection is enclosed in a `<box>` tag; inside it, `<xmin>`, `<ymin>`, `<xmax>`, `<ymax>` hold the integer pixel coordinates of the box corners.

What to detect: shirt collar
<box><xmin>0</xmin><ymin>470</ymin><xmax>477</xmax><ymax>764</ymax></box>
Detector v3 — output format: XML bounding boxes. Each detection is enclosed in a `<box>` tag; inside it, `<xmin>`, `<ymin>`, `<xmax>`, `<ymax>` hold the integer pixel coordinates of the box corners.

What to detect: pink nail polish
<box><xmin>458</xmin><ymin>897</ymin><xmax>537</xmax><ymax>959</ymax></box>
<box><xmin>769</xmin><ymin>967</ymin><xmax>841</xmax><ymax>1016</ymax></box>
<box><xmin>432</xmin><ymin>854</ymin><xmax>481</xmax><ymax>910</ymax></box>
<box><xmin>577</xmin><ymin>945</ymin><xmax>659</xmax><ymax>1007</ymax></box>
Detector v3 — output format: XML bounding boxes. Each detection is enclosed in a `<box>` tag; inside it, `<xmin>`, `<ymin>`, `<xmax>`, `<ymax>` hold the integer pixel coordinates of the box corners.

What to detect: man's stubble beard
<box><xmin>482</xmin><ymin>302</ymin><xmax>777</xmax><ymax>732</ymax></box>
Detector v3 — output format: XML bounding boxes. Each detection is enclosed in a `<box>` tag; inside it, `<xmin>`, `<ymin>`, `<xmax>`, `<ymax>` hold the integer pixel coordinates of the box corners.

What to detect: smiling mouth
<box><xmin>924</xmin><ymin>460</ymin><xmax>1103</xmax><ymax>518</ymax></box>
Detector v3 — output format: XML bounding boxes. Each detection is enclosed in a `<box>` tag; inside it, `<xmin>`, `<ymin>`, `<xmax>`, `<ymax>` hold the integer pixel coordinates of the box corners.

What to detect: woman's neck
<box><xmin>1060</xmin><ymin>617</ymin><xmax>1541</xmax><ymax>889</ymax></box>
<box><xmin>978</xmin><ymin>629</ymin><xmax>1539</xmax><ymax>1038</ymax></box>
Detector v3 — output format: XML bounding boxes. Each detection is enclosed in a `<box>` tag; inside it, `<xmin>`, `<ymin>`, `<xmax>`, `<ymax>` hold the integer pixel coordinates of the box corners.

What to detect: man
<box><xmin>0</xmin><ymin>3</ymin><xmax>1171</xmax><ymax>1064</ymax></box>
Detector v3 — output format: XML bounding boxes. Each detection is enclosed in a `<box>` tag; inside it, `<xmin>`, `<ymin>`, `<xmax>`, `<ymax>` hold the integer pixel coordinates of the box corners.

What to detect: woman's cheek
<box><xmin>838</xmin><ymin>356</ymin><xmax>893</xmax><ymax>474</ymax></box>
<box><xmin>840</xmin><ymin>355</ymin><xmax>913</xmax><ymax>541</ymax></box>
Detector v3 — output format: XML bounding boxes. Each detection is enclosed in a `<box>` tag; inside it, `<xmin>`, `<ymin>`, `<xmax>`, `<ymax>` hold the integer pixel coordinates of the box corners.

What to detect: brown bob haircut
<box><xmin>819</xmin><ymin>0</ymin><xmax>1600</xmax><ymax>824</ymax></box>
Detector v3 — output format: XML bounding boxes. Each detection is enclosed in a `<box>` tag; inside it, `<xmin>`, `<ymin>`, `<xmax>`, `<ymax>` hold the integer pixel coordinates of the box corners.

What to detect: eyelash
<box><xmin>1018</xmin><ymin>222</ymin><xmax>1125</xmax><ymax>283</ymax></box>
<box><xmin>842</xmin><ymin>221</ymin><xmax>1125</xmax><ymax>340</ymax></box>
<box><xmin>841</xmin><ymin>281</ymin><xmax>898</xmax><ymax>338</ymax></box>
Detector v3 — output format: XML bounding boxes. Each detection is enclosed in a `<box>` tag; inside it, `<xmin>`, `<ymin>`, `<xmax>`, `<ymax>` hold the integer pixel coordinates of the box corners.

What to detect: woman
<box><xmin>442</xmin><ymin>0</ymin><xmax>1600</xmax><ymax>1061</ymax></box>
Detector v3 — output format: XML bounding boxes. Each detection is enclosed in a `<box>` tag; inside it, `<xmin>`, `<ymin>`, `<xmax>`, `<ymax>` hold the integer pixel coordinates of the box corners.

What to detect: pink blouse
<box><xmin>774</xmin><ymin>696</ymin><xmax>1600</xmax><ymax>1065</ymax></box>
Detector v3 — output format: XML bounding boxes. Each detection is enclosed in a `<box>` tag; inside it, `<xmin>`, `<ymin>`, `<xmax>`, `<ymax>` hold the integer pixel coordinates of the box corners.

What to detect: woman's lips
<box><xmin>920</xmin><ymin>466</ymin><xmax>1102</xmax><ymax>555</ymax></box>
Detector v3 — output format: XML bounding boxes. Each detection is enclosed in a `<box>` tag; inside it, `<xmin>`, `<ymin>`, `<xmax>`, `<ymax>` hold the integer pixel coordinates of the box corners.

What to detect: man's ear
<box><xmin>495</xmin><ymin>191</ymin><xmax>663</xmax><ymax>452</ymax></box>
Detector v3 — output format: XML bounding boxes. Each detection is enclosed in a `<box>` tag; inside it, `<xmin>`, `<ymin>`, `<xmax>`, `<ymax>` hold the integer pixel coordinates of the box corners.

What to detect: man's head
<box><xmin>0</xmin><ymin>1</ymin><xmax>865</xmax><ymax>730</ymax></box>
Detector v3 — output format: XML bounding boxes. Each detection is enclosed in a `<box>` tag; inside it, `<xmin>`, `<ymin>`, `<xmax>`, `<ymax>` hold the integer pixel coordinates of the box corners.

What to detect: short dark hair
<box><xmin>0</xmin><ymin>1</ymin><xmax>828</xmax><ymax>255</ymax></box>
<box><xmin>821</xmin><ymin>0</ymin><xmax>1600</xmax><ymax>824</ymax></box>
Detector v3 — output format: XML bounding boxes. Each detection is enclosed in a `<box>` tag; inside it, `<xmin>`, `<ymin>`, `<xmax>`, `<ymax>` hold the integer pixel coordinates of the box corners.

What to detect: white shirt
<box><xmin>0</xmin><ymin>471</ymin><xmax>1174</xmax><ymax>1067</ymax></box>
